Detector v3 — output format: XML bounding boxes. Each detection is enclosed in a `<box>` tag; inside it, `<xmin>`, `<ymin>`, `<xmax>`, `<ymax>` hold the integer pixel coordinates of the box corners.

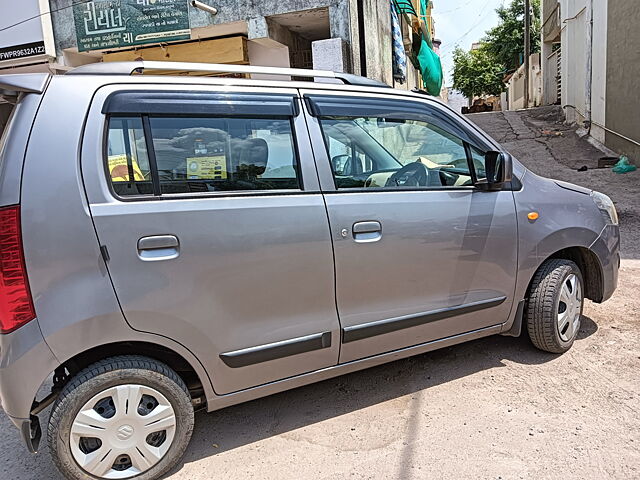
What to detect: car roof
<box><xmin>60</xmin><ymin>60</ymin><xmax>445</xmax><ymax>105</ymax></box>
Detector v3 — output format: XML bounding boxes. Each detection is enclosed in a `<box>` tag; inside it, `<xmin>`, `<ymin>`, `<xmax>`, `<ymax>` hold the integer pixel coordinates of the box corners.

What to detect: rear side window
<box><xmin>107</xmin><ymin>117</ymin><xmax>153</xmax><ymax>196</ymax></box>
<box><xmin>105</xmin><ymin>114</ymin><xmax>301</xmax><ymax>197</ymax></box>
<box><xmin>148</xmin><ymin>116</ymin><xmax>299</xmax><ymax>194</ymax></box>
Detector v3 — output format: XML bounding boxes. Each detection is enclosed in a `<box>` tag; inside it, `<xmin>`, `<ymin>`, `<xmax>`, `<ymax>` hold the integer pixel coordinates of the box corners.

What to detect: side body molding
<box><xmin>342</xmin><ymin>297</ymin><xmax>507</xmax><ymax>343</ymax></box>
<box><xmin>220</xmin><ymin>332</ymin><xmax>332</xmax><ymax>368</ymax></box>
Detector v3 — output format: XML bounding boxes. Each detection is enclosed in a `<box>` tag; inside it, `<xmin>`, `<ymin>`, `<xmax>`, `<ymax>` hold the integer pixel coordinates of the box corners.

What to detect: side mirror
<box><xmin>331</xmin><ymin>154</ymin><xmax>350</xmax><ymax>175</ymax></box>
<box><xmin>476</xmin><ymin>151</ymin><xmax>513</xmax><ymax>190</ymax></box>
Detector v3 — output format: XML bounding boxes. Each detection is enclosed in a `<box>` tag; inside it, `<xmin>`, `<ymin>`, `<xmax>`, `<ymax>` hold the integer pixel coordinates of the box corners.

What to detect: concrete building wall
<box><xmin>605</xmin><ymin>1</ymin><xmax>640</xmax><ymax>162</ymax></box>
<box><xmin>5</xmin><ymin>0</ymin><xmax>428</xmax><ymax>90</ymax></box>
<box><xmin>589</xmin><ymin>0</ymin><xmax>608</xmax><ymax>145</ymax></box>
<box><xmin>506</xmin><ymin>53</ymin><xmax>542</xmax><ymax>110</ymax></box>
<box><xmin>45</xmin><ymin>0</ymin><xmax>407</xmax><ymax>86</ymax></box>
<box><xmin>49</xmin><ymin>0</ymin><xmax>351</xmax><ymax>54</ymax></box>
<box><xmin>542</xmin><ymin>48</ymin><xmax>559</xmax><ymax>105</ymax></box>
<box><xmin>311</xmin><ymin>37</ymin><xmax>350</xmax><ymax>73</ymax></box>
<box><xmin>541</xmin><ymin>0</ymin><xmax>560</xmax><ymax>105</ymax></box>
<box><xmin>357</xmin><ymin>0</ymin><xmax>393</xmax><ymax>86</ymax></box>
<box><xmin>346</xmin><ymin>0</ymin><xmax>362</xmax><ymax>76</ymax></box>
<box><xmin>543</xmin><ymin>0</ymin><xmax>639</xmax><ymax>161</ymax></box>
<box><xmin>559</xmin><ymin>0</ymin><xmax>587</xmax><ymax>124</ymax></box>
<box><xmin>551</xmin><ymin>0</ymin><xmax>607</xmax><ymax>132</ymax></box>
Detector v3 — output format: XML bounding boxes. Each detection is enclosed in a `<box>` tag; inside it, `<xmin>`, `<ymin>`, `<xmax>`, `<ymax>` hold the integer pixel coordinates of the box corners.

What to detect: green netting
<box><xmin>416</xmin><ymin>37</ymin><xmax>443</xmax><ymax>95</ymax></box>
<box><xmin>393</xmin><ymin>0</ymin><xmax>418</xmax><ymax>16</ymax></box>
<box><xmin>415</xmin><ymin>0</ymin><xmax>443</xmax><ymax>95</ymax></box>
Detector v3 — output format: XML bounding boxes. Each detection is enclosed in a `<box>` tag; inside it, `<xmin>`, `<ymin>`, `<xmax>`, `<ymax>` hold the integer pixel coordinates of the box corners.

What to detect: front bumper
<box><xmin>16</xmin><ymin>415</ymin><xmax>41</xmax><ymax>453</ymax></box>
<box><xmin>590</xmin><ymin>224</ymin><xmax>620</xmax><ymax>303</ymax></box>
<box><xmin>0</xmin><ymin>319</ymin><xmax>58</xmax><ymax>452</ymax></box>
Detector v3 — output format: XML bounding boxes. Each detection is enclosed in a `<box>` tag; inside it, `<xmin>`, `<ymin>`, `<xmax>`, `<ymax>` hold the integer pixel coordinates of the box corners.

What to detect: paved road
<box><xmin>2</xmin><ymin>107</ymin><xmax>638</xmax><ymax>480</ymax></box>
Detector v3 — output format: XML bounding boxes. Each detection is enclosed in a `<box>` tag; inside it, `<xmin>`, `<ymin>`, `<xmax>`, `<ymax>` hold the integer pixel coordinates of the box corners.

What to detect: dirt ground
<box><xmin>1</xmin><ymin>107</ymin><xmax>638</xmax><ymax>480</ymax></box>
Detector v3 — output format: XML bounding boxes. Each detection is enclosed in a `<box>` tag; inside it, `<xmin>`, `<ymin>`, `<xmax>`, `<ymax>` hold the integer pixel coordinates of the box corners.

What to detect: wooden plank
<box><xmin>102</xmin><ymin>36</ymin><xmax>248</xmax><ymax>65</ymax></box>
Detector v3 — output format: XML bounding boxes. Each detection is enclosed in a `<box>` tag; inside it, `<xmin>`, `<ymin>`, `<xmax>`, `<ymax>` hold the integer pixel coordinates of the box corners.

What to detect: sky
<box><xmin>432</xmin><ymin>0</ymin><xmax>507</xmax><ymax>86</ymax></box>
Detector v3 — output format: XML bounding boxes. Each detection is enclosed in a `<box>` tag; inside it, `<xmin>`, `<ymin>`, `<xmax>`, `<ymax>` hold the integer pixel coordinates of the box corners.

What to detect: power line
<box><xmin>439</xmin><ymin>0</ymin><xmax>495</xmax><ymax>56</ymax></box>
<box><xmin>434</xmin><ymin>0</ymin><xmax>476</xmax><ymax>15</ymax></box>
<box><xmin>0</xmin><ymin>1</ymin><xmax>87</xmax><ymax>33</ymax></box>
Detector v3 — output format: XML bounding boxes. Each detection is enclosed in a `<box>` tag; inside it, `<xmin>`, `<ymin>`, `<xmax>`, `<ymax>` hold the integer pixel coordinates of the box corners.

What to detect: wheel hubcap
<box><xmin>557</xmin><ymin>273</ymin><xmax>582</xmax><ymax>342</ymax></box>
<box><xmin>69</xmin><ymin>384</ymin><xmax>176</xmax><ymax>479</ymax></box>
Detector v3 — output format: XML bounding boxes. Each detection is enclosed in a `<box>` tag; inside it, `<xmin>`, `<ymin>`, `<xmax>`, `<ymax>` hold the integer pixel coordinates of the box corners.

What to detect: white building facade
<box><xmin>541</xmin><ymin>0</ymin><xmax>639</xmax><ymax>161</ymax></box>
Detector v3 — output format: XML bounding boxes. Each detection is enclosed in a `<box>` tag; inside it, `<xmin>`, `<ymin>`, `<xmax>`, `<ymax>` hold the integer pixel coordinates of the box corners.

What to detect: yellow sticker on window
<box><xmin>186</xmin><ymin>156</ymin><xmax>227</xmax><ymax>180</ymax></box>
<box><xmin>108</xmin><ymin>154</ymin><xmax>145</xmax><ymax>182</ymax></box>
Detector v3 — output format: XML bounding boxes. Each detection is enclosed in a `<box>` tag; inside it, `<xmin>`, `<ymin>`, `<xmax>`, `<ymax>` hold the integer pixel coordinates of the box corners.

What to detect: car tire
<box><xmin>526</xmin><ymin>259</ymin><xmax>584</xmax><ymax>354</ymax></box>
<box><xmin>48</xmin><ymin>355</ymin><xmax>194</xmax><ymax>480</ymax></box>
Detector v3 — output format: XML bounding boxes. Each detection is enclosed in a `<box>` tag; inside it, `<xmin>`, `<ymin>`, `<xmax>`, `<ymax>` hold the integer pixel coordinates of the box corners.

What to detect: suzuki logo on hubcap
<box><xmin>116</xmin><ymin>424</ymin><xmax>134</xmax><ymax>440</ymax></box>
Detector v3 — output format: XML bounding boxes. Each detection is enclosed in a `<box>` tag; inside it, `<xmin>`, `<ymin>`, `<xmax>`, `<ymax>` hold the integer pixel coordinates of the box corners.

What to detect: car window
<box><xmin>149</xmin><ymin>117</ymin><xmax>300</xmax><ymax>194</ymax></box>
<box><xmin>319</xmin><ymin>115</ymin><xmax>486</xmax><ymax>189</ymax></box>
<box><xmin>106</xmin><ymin>117</ymin><xmax>154</xmax><ymax>196</ymax></box>
<box><xmin>469</xmin><ymin>144</ymin><xmax>488</xmax><ymax>181</ymax></box>
<box><xmin>105</xmin><ymin>115</ymin><xmax>301</xmax><ymax>196</ymax></box>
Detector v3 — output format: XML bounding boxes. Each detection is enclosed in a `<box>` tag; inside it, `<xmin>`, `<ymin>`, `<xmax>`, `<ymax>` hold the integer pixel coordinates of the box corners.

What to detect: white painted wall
<box><xmin>558</xmin><ymin>0</ymin><xmax>607</xmax><ymax>130</ymax></box>
<box><xmin>590</xmin><ymin>0</ymin><xmax>608</xmax><ymax>143</ymax></box>
<box><xmin>543</xmin><ymin>47</ymin><xmax>559</xmax><ymax>105</ymax></box>
<box><xmin>560</xmin><ymin>0</ymin><xmax>586</xmax><ymax>123</ymax></box>
<box><xmin>506</xmin><ymin>53</ymin><xmax>542</xmax><ymax>110</ymax></box>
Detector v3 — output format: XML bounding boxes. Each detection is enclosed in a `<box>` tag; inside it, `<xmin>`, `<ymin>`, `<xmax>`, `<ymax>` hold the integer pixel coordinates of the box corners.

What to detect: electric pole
<box><xmin>523</xmin><ymin>0</ymin><xmax>531</xmax><ymax>109</ymax></box>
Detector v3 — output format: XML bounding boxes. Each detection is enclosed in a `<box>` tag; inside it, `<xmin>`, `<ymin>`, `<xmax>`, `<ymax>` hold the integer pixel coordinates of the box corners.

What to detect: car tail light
<box><xmin>0</xmin><ymin>205</ymin><xmax>35</xmax><ymax>333</ymax></box>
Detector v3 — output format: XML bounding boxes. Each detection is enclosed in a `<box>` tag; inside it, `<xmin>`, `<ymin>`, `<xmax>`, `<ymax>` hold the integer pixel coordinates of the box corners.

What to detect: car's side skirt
<box><xmin>206</xmin><ymin>323</ymin><xmax>502</xmax><ymax>412</ymax></box>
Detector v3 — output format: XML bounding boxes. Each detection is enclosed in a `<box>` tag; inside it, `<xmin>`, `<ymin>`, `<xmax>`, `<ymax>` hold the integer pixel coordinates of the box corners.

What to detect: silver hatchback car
<box><xmin>0</xmin><ymin>62</ymin><xmax>619</xmax><ymax>480</ymax></box>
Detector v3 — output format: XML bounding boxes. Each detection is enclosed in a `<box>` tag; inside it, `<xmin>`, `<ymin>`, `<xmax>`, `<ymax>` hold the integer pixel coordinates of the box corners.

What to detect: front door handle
<box><xmin>352</xmin><ymin>221</ymin><xmax>382</xmax><ymax>243</ymax></box>
<box><xmin>137</xmin><ymin>235</ymin><xmax>180</xmax><ymax>261</ymax></box>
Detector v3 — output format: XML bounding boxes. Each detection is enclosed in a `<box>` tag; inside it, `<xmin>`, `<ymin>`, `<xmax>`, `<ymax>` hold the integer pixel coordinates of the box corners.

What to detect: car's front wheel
<box><xmin>526</xmin><ymin>259</ymin><xmax>584</xmax><ymax>353</ymax></box>
<box><xmin>48</xmin><ymin>356</ymin><xmax>194</xmax><ymax>480</ymax></box>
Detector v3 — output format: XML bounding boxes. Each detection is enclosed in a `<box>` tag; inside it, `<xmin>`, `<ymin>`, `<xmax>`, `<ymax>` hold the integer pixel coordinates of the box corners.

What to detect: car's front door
<box><xmin>301</xmin><ymin>91</ymin><xmax>518</xmax><ymax>363</ymax></box>
<box><xmin>82</xmin><ymin>85</ymin><xmax>340</xmax><ymax>394</ymax></box>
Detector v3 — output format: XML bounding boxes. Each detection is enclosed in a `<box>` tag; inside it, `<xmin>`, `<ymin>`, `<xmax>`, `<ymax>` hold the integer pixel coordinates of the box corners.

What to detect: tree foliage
<box><xmin>451</xmin><ymin>0</ymin><xmax>541</xmax><ymax>98</ymax></box>
<box><xmin>452</xmin><ymin>46</ymin><xmax>505</xmax><ymax>99</ymax></box>
<box><xmin>482</xmin><ymin>0</ymin><xmax>541</xmax><ymax>73</ymax></box>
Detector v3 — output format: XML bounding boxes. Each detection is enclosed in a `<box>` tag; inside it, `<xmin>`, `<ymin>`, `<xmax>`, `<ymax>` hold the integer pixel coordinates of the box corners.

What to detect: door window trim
<box><xmin>305</xmin><ymin>94</ymin><xmax>486</xmax><ymax>148</ymax></box>
<box><xmin>102</xmin><ymin>90</ymin><xmax>300</xmax><ymax>117</ymax></box>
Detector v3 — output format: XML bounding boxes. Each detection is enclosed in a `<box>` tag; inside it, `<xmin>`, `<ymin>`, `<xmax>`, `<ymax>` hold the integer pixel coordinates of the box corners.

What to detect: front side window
<box><xmin>319</xmin><ymin>115</ymin><xmax>486</xmax><ymax>189</ymax></box>
<box><xmin>105</xmin><ymin>115</ymin><xmax>301</xmax><ymax>197</ymax></box>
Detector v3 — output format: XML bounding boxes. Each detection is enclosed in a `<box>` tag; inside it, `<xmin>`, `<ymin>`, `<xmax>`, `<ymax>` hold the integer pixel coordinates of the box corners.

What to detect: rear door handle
<box><xmin>352</xmin><ymin>221</ymin><xmax>382</xmax><ymax>243</ymax></box>
<box><xmin>137</xmin><ymin>235</ymin><xmax>180</xmax><ymax>261</ymax></box>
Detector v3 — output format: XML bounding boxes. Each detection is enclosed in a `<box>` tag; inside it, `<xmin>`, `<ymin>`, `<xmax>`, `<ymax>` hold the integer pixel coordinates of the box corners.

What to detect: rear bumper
<box><xmin>590</xmin><ymin>224</ymin><xmax>620</xmax><ymax>303</ymax></box>
<box><xmin>0</xmin><ymin>319</ymin><xmax>58</xmax><ymax>452</ymax></box>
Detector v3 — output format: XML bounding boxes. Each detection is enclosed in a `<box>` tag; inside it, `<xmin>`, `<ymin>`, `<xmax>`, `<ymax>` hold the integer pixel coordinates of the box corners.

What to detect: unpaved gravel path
<box><xmin>1</xmin><ymin>107</ymin><xmax>638</xmax><ymax>480</ymax></box>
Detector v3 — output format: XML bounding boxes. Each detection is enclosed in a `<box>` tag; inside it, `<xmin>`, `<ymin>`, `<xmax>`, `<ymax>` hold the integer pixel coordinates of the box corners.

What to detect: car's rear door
<box><xmin>81</xmin><ymin>84</ymin><xmax>340</xmax><ymax>394</ymax></box>
<box><xmin>301</xmin><ymin>90</ymin><xmax>518</xmax><ymax>363</ymax></box>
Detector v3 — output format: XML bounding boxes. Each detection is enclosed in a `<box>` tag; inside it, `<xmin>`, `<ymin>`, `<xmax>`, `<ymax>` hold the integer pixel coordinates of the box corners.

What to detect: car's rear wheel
<box><xmin>48</xmin><ymin>356</ymin><xmax>194</xmax><ymax>480</ymax></box>
<box><xmin>526</xmin><ymin>259</ymin><xmax>584</xmax><ymax>353</ymax></box>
